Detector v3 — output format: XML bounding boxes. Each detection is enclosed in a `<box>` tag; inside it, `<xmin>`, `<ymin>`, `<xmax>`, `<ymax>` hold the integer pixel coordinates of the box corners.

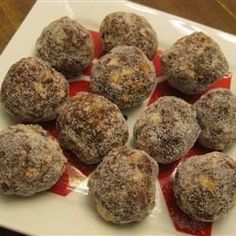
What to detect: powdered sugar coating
<box><xmin>57</xmin><ymin>92</ymin><xmax>128</xmax><ymax>164</ymax></box>
<box><xmin>161</xmin><ymin>32</ymin><xmax>229</xmax><ymax>94</ymax></box>
<box><xmin>174</xmin><ymin>152</ymin><xmax>236</xmax><ymax>222</ymax></box>
<box><xmin>100</xmin><ymin>12</ymin><xmax>158</xmax><ymax>60</ymax></box>
<box><xmin>1</xmin><ymin>57</ymin><xmax>69</xmax><ymax>123</ymax></box>
<box><xmin>88</xmin><ymin>146</ymin><xmax>158</xmax><ymax>224</ymax></box>
<box><xmin>0</xmin><ymin>124</ymin><xmax>67</xmax><ymax>197</ymax></box>
<box><xmin>91</xmin><ymin>46</ymin><xmax>156</xmax><ymax>109</ymax></box>
<box><xmin>36</xmin><ymin>16</ymin><xmax>94</xmax><ymax>77</ymax></box>
<box><xmin>194</xmin><ymin>88</ymin><xmax>236</xmax><ymax>150</ymax></box>
<box><xmin>134</xmin><ymin>96</ymin><xmax>201</xmax><ymax>163</ymax></box>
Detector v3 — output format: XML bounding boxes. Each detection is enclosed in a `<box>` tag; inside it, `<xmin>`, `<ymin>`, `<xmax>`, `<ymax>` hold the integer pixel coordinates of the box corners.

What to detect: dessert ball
<box><xmin>174</xmin><ymin>152</ymin><xmax>236</xmax><ymax>222</ymax></box>
<box><xmin>100</xmin><ymin>12</ymin><xmax>158</xmax><ymax>60</ymax></box>
<box><xmin>194</xmin><ymin>88</ymin><xmax>236</xmax><ymax>150</ymax></box>
<box><xmin>91</xmin><ymin>46</ymin><xmax>156</xmax><ymax>109</ymax></box>
<box><xmin>57</xmin><ymin>92</ymin><xmax>128</xmax><ymax>164</ymax></box>
<box><xmin>161</xmin><ymin>32</ymin><xmax>229</xmax><ymax>94</ymax></box>
<box><xmin>0</xmin><ymin>124</ymin><xmax>67</xmax><ymax>197</ymax></box>
<box><xmin>134</xmin><ymin>96</ymin><xmax>201</xmax><ymax>164</ymax></box>
<box><xmin>36</xmin><ymin>16</ymin><xmax>94</xmax><ymax>77</ymax></box>
<box><xmin>88</xmin><ymin>146</ymin><xmax>158</xmax><ymax>224</ymax></box>
<box><xmin>1</xmin><ymin>57</ymin><xmax>69</xmax><ymax>123</ymax></box>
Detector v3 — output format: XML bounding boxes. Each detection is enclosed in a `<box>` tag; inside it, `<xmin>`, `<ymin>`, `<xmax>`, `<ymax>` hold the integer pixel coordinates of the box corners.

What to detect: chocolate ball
<box><xmin>161</xmin><ymin>32</ymin><xmax>229</xmax><ymax>94</ymax></box>
<box><xmin>1</xmin><ymin>57</ymin><xmax>69</xmax><ymax>123</ymax></box>
<box><xmin>174</xmin><ymin>152</ymin><xmax>236</xmax><ymax>222</ymax></box>
<box><xmin>88</xmin><ymin>146</ymin><xmax>158</xmax><ymax>224</ymax></box>
<box><xmin>100</xmin><ymin>12</ymin><xmax>158</xmax><ymax>60</ymax></box>
<box><xmin>194</xmin><ymin>88</ymin><xmax>236</xmax><ymax>150</ymax></box>
<box><xmin>0</xmin><ymin>124</ymin><xmax>67</xmax><ymax>196</ymax></box>
<box><xmin>91</xmin><ymin>46</ymin><xmax>156</xmax><ymax>109</ymax></box>
<box><xmin>134</xmin><ymin>96</ymin><xmax>201</xmax><ymax>163</ymax></box>
<box><xmin>57</xmin><ymin>92</ymin><xmax>128</xmax><ymax>164</ymax></box>
<box><xmin>36</xmin><ymin>16</ymin><xmax>94</xmax><ymax>77</ymax></box>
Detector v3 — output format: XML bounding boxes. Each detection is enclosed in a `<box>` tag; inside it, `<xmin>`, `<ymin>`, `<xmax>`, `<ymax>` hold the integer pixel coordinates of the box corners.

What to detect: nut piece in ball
<box><xmin>100</xmin><ymin>12</ymin><xmax>158</xmax><ymax>60</ymax></box>
<box><xmin>88</xmin><ymin>146</ymin><xmax>158</xmax><ymax>224</ymax></box>
<box><xmin>134</xmin><ymin>96</ymin><xmax>201</xmax><ymax>163</ymax></box>
<box><xmin>0</xmin><ymin>124</ymin><xmax>67</xmax><ymax>197</ymax></box>
<box><xmin>1</xmin><ymin>57</ymin><xmax>69</xmax><ymax>123</ymax></box>
<box><xmin>161</xmin><ymin>32</ymin><xmax>229</xmax><ymax>94</ymax></box>
<box><xmin>91</xmin><ymin>46</ymin><xmax>156</xmax><ymax>109</ymax></box>
<box><xmin>57</xmin><ymin>92</ymin><xmax>129</xmax><ymax>164</ymax></box>
<box><xmin>36</xmin><ymin>16</ymin><xmax>94</xmax><ymax>77</ymax></box>
<box><xmin>174</xmin><ymin>152</ymin><xmax>236</xmax><ymax>222</ymax></box>
<box><xmin>194</xmin><ymin>88</ymin><xmax>236</xmax><ymax>150</ymax></box>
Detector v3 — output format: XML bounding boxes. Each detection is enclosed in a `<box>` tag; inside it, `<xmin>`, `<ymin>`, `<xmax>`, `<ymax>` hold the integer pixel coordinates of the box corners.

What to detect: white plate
<box><xmin>0</xmin><ymin>0</ymin><xmax>236</xmax><ymax>235</ymax></box>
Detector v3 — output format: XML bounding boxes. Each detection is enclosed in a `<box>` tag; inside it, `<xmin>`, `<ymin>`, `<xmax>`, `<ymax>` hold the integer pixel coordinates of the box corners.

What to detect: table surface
<box><xmin>0</xmin><ymin>0</ymin><xmax>236</xmax><ymax>235</ymax></box>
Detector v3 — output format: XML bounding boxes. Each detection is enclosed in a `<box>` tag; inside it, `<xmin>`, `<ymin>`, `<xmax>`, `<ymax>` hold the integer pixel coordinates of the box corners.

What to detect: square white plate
<box><xmin>0</xmin><ymin>0</ymin><xmax>236</xmax><ymax>235</ymax></box>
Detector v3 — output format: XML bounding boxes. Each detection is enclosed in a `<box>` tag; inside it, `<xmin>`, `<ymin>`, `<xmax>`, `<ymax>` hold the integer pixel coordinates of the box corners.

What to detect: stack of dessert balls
<box><xmin>0</xmin><ymin>11</ymin><xmax>236</xmax><ymax>226</ymax></box>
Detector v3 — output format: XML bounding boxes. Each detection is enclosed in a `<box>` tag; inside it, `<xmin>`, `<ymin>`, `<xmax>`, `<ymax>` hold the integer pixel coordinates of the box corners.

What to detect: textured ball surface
<box><xmin>100</xmin><ymin>12</ymin><xmax>158</xmax><ymax>60</ymax></box>
<box><xmin>36</xmin><ymin>16</ymin><xmax>94</xmax><ymax>77</ymax></box>
<box><xmin>88</xmin><ymin>146</ymin><xmax>158</xmax><ymax>224</ymax></box>
<box><xmin>91</xmin><ymin>46</ymin><xmax>156</xmax><ymax>109</ymax></box>
<box><xmin>161</xmin><ymin>32</ymin><xmax>229</xmax><ymax>94</ymax></box>
<box><xmin>134</xmin><ymin>96</ymin><xmax>201</xmax><ymax>163</ymax></box>
<box><xmin>174</xmin><ymin>152</ymin><xmax>236</xmax><ymax>222</ymax></box>
<box><xmin>1</xmin><ymin>57</ymin><xmax>69</xmax><ymax>123</ymax></box>
<box><xmin>57</xmin><ymin>92</ymin><xmax>129</xmax><ymax>164</ymax></box>
<box><xmin>0</xmin><ymin>124</ymin><xmax>67</xmax><ymax>196</ymax></box>
<box><xmin>194</xmin><ymin>88</ymin><xmax>236</xmax><ymax>150</ymax></box>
